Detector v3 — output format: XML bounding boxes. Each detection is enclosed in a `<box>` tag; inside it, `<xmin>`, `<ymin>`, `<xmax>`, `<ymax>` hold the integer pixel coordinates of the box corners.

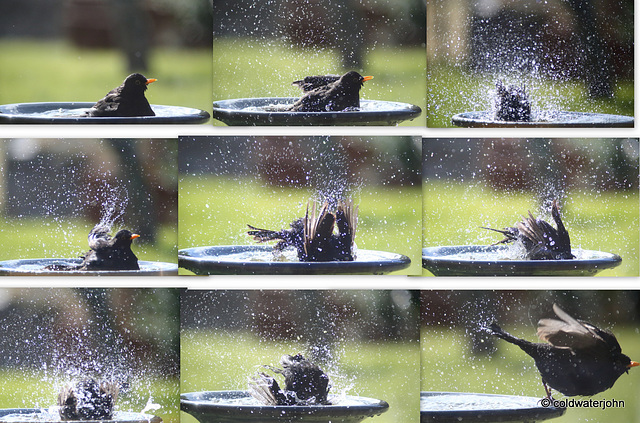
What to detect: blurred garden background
<box><xmin>179</xmin><ymin>136</ymin><xmax>422</xmax><ymax>275</ymax></box>
<box><xmin>181</xmin><ymin>290</ymin><xmax>419</xmax><ymax>423</ymax></box>
<box><xmin>427</xmin><ymin>0</ymin><xmax>633</xmax><ymax>127</ymax></box>
<box><xmin>0</xmin><ymin>0</ymin><xmax>211</xmax><ymax>116</ymax></box>
<box><xmin>0</xmin><ymin>288</ymin><xmax>180</xmax><ymax>423</ymax></box>
<box><xmin>0</xmin><ymin>139</ymin><xmax>177</xmax><ymax>265</ymax></box>
<box><xmin>423</xmin><ymin>138</ymin><xmax>639</xmax><ymax>276</ymax></box>
<box><xmin>212</xmin><ymin>0</ymin><xmax>426</xmax><ymax>126</ymax></box>
<box><xmin>421</xmin><ymin>290</ymin><xmax>640</xmax><ymax>422</ymax></box>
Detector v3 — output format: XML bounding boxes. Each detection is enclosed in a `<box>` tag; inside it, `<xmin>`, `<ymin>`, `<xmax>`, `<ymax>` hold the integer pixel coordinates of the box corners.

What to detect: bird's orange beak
<box><xmin>628</xmin><ymin>361</ymin><xmax>639</xmax><ymax>368</ymax></box>
<box><xmin>146</xmin><ymin>78</ymin><xmax>157</xmax><ymax>85</ymax></box>
<box><xmin>362</xmin><ymin>76</ymin><xmax>373</xmax><ymax>82</ymax></box>
<box><xmin>131</xmin><ymin>233</ymin><xmax>141</xmax><ymax>240</ymax></box>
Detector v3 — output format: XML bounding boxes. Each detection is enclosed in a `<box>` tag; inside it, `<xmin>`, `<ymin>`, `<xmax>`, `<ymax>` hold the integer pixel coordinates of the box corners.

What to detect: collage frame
<box><xmin>0</xmin><ymin>1</ymin><xmax>639</xmax><ymax>422</ymax></box>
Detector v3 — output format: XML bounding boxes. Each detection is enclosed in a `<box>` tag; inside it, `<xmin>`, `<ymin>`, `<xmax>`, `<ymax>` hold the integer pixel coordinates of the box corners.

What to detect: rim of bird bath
<box><xmin>211</xmin><ymin>98</ymin><xmax>422</xmax><ymax>126</ymax></box>
<box><xmin>420</xmin><ymin>392</ymin><xmax>566</xmax><ymax>423</ymax></box>
<box><xmin>451</xmin><ymin>111</ymin><xmax>633</xmax><ymax>128</ymax></box>
<box><xmin>0</xmin><ymin>258</ymin><xmax>179</xmax><ymax>276</ymax></box>
<box><xmin>178</xmin><ymin>245</ymin><xmax>411</xmax><ymax>275</ymax></box>
<box><xmin>0</xmin><ymin>102</ymin><xmax>210</xmax><ymax>124</ymax></box>
<box><xmin>0</xmin><ymin>409</ymin><xmax>163</xmax><ymax>423</ymax></box>
<box><xmin>181</xmin><ymin>391</ymin><xmax>389</xmax><ymax>423</ymax></box>
<box><xmin>421</xmin><ymin>245</ymin><xmax>622</xmax><ymax>277</ymax></box>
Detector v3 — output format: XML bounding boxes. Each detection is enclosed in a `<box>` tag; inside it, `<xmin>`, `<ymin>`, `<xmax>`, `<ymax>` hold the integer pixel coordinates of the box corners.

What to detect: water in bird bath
<box><xmin>0</xmin><ymin>410</ymin><xmax>159</xmax><ymax>423</ymax></box>
<box><xmin>0</xmin><ymin>104</ymin><xmax>210</xmax><ymax>123</ymax></box>
<box><xmin>420</xmin><ymin>393</ymin><xmax>541</xmax><ymax>411</ymax></box>
<box><xmin>240</xmin><ymin>100</ymin><xmax>419</xmax><ymax>113</ymax></box>
<box><xmin>438</xmin><ymin>246</ymin><xmax>615</xmax><ymax>262</ymax></box>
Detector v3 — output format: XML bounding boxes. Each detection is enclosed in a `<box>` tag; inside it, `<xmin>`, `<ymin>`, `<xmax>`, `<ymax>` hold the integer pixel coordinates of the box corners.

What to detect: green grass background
<box><xmin>179</xmin><ymin>177</ymin><xmax>422</xmax><ymax>275</ymax></box>
<box><xmin>0</xmin><ymin>40</ymin><xmax>211</xmax><ymax>115</ymax></box>
<box><xmin>427</xmin><ymin>65</ymin><xmax>634</xmax><ymax>127</ymax></box>
<box><xmin>423</xmin><ymin>182</ymin><xmax>639</xmax><ymax>276</ymax></box>
<box><xmin>181</xmin><ymin>331</ymin><xmax>419</xmax><ymax>423</ymax></box>
<box><xmin>422</xmin><ymin>326</ymin><xmax>640</xmax><ymax>422</ymax></box>
<box><xmin>213</xmin><ymin>38</ymin><xmax>426</xmax><ymax>126</ymax></box>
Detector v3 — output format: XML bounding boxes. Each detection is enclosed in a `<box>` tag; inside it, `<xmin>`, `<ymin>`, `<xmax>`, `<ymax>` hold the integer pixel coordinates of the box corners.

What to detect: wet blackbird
<box><xmin>247</xmin><ymin>200</ymin><xmax>357</xmax><ymax>262</ymax></box>
<box><xmin>58</xmin><ymin>379</ymin><xmax>120</xmax><ymax>420</ymax></box>
<box><xmin>482</xmin><ymin>200</ymin><xmax>574</xmax><ymax>260</ymax></box>
<box><xmin>493</xmin><ymin>80</ymin><xmax>531</xmax><ymax>122</ymax></box>
<box><xmin>249</xmin><ymin>354</ymin><xmax>331</xmax><ymax>406</ymax></box>
<box><xmin>288</xmin><ymin>71</ymin><xmax>373</xmax><ymax>112</ymax></box>
<box><xmin>88</xmin><ymin>73</ymin><xmax>156</xmax><ymax>117</ymax></box>
<box><xmin>79</xmin><ymin>225</ymin><xmax>140</xmax><ymax>270</ymax></box>
<box><xmin>487</xmin><ymin>304</ymin><xmax>638</xmax><ymax>397</ymax></box>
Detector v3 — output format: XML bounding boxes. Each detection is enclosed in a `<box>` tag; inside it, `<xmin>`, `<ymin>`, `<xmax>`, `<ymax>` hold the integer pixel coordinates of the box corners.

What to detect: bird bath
<box><xmin>420</xmin><ymin>392</ymin><xmax>565</xmax><ymax>423</ymax></box>
<box><xmin>0</xmin><ymin>258</ymin><xmax>178</xmax><ymax>276</ymax></box>
<box><xmin>451</xmin><ymin>111</ymin><xmax>633</xmax><ymax>128</ymax></box>
<box><xmin>0</xmin><ymin>102</ymin><xmax>210</xmax><ymax>124</ymax></box>
<box><xmin>178</xmin><ymin>245</ymin><xmax>411</xmax><ymax>275</ymax></box>
<box><xmin>211</xmin><ymin>98</ymin><xmax>422</xmax><ymax>126</ymax></box>
<box><xmin>181</xmin><ymin>391</ymin><xmax>389</xmax><ymax>423</ymax></box>
<box><xmin>0</xmin><ymin>409</ymin><xmax>162</xmax><ymax>423</ymax></box>
<box><xmin>422</xmin><ymin>245</ymin><xmax>622</xmax><ymax>276</ymax></box>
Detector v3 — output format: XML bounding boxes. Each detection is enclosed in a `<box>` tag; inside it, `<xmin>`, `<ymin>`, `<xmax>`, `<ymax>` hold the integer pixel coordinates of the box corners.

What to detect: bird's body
<box><xmin>288</xmin><ymin>71</ymin><xmax>373</xmax><ymax>112</ymax></box>
<box><xmin>487</xmin><ymin>304</ymin><xmax>638</xmax><ymax>397</ymax></box>
<box><xmin>249</xmin><ymin>354</ymin><xmax>331</xmax><ymax>406</ymax></box>
<box><xmin>79</xmin><ymin>225</ymin><xmax>140</xmax><ymax>270</ymax></box>
<box><xmin>46</xmin><ymin>224</ymin><xmax>140</xmax><ymax>271</ymax></box>
<box><xmin>88</xmin><ymin>73</ymin><xmax>156</xmax><ymax>117</ymax></box>
<box><xmin>292</xmin><ymin>75</ymin><xmax>342</xmax><ymax>92</ymax></box>
<box><xmin>58</xmin><ymin>379</ymin><xmax>120</xmax><ymax>420</ymax></box>
<box><xmin>482</xmin><ymin>200</ymin><xmax>574</xmax><ymax>260</ymax></box>
<box><xmin>493</xmin><ymin>80</ymin><xmax>531</xmax><ymax>122</ymax></box>
<box><xmin>247</xmin><ymin>200</ymin><xmax>357</xmax><ymax>262</ymax></box>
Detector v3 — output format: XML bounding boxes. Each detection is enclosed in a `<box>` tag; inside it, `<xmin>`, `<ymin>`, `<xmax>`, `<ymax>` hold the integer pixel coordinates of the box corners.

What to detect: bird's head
<box><xmin>112</xmin><ymin>230</ymin><xmax>140</xmax><ymax>246</ymax></box>
<box><xmin>625</xmin><ymin>358</ymin><xmax>639</xmax><ymax>374</ymax></box>
<box><xmin>123</xmin><ymin>73</ymin><xmax>157</xmax><ymax>91</ymax></box>
<box><xmin>341</xmin><ymin>71</ymin><xmax>373</xmax><ymax>88</ymax></box>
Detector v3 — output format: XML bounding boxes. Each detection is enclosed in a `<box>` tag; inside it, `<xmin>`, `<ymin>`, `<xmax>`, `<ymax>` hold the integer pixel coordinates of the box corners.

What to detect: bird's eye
<box><xmin>136</xmin><ymin>80</ymin><xmax>141</xmax><ymax>85</ymax></box>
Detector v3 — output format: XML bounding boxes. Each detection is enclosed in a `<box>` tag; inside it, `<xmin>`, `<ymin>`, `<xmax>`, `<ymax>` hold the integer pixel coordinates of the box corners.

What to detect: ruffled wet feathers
<box><xmin>249</xmin><ymin>354</ymin><xmax>331</xmax><ymax>406</ymax></box>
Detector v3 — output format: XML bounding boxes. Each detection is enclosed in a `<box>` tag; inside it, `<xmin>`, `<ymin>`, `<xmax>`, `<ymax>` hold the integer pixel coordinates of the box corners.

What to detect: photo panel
<box><xmin>0</xmin><ymin>1</ymin><xmax>212</xmax><ymax>124</ymax></box>
<box><xmin>427</xmin><ymin>0</ymin><xmax>633</xmax><ymax>127</ymax></box>
<box><xmin>0</xmin><ymin>138</ymin><xmax>178</xmax><ymax>275</ymax></box>
<box><xmin>181</xmin><ymin>290</ymin><xmax>420</xmax><ymax>423</ymax></box>
<box><xmin>0</xmin><ymin>288</ymin><xmax>180</xmax><ymax>423</ymax></box>
<box><xmin>178</xmin><ymin>136</ymin><xmax>422</xmax><ymax>275</ymax></box>
<box><xmin>212</xmin><ymin>0</ymin><xmax>426</xmax><ymax>126</ymax></box>
<box><xmin>420</xmin><ymin>290</ymin><xmax>640</xmax><ymax>422</ymax></box>
<box><xmin>422</xmin><ymin>138</ymin><xmax>639</xmax><ymax>276</ymax></box>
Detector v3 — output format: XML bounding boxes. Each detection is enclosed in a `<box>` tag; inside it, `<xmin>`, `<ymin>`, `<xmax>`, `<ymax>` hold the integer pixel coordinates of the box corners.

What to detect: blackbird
<box><xmin>493</xmin><ymin>80</ymin><xmax>531</xmax><ymax>122</ymax></box>
<box><xmin>247</xmin><ymin>199</ymin><xmax>357</xmax><ymax>262</ymax></box>
<box><xmin>249</xmin><ymin>354</ymin><xmax>331</xmax><ymax>406</ymax></box>
<box><xmin>288</xmin><ymin>71</ymin><xmax>373</xmax><ymax>112</ymax></box>
<box><xmin>79</xmin><ymin>225</ymin><xmax>140</xmax><ymax>270</ymax></box>
<box><xmin>487</xmin><ymin>304</ymin><xmax>638</xmax><ymax>397</ymax></box>
<box><xmin>58</xmin><ymin>379</ymin><xmax>120</xmax><ymax>420</ymax></box>
<box><xmin>88</xmin><ymin>73</ymin><xmax>156</xmax><ymax>117</ymax></box>
<box><xmin>482</xmin><ymin>200</ymin><xmax>574</xmax><ymax>260</ymax></box>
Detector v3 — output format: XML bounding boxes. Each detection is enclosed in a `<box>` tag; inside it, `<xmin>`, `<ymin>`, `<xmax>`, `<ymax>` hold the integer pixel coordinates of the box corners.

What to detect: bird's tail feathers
<box><xmin>247</xmin><ymin>225</ymin><xmax>283</xmax><ymax>242</ymax></box>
